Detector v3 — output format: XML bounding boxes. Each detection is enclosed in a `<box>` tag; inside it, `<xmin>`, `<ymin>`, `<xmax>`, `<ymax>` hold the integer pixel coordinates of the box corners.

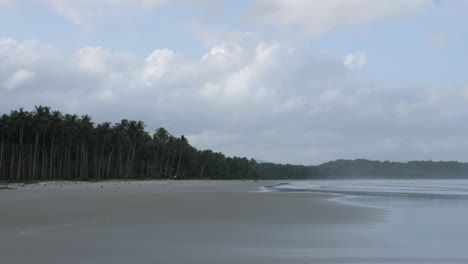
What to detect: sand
<box><xmin>0</xmin><ymin>181</ymin><xmax>383</xmax><ymax>264</ymax></box>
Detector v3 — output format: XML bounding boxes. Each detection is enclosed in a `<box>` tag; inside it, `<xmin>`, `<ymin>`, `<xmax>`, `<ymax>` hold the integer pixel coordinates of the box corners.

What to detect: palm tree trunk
<box><xmin>175</xmin><ymin>150</ymin><xmax>183</xmax><ymax>177</ymax></box>
<box><xmin>106</xmin><ymin>148</ymin><xmax>114</xmax><ymax>179</ymax></box>
<box><xmin>32</xmin><ymin>133</ymin><xmax>39</xmax><ymax>180</ymax></box>
<box><xmin>58</xmin><ymin>148</ymin><xmax>63</xmax><ymax>180</ymax></box>
<box><xmin>16</xmin><ymin>127</ymin><xmax>23</xmax><ymax>180</ymax></box>
<box><xmin>75</xmin><ymin>144</ymin><xmax>79</xmax><ymax>179</ymax></box>
<box><xmin>199</xmin><ymin>165</ymin><xmax>205</xmax><ymax>179</ymax></box>
<box><xmin>0</xmin><ymin>137</ymin><xmax>4</xmax><ymax>180</ymax></box>
<box><xmin>41</xmin><ymin>132</ymin><xmax>47</xmax><ymax>180</ymax></box>
<box><xmin>97</xmin><ymin>142</ymin><xmax>106</xmax><ymax>179</ymax></box>
<box><xmin>9</xmin><ymin>144</ymin><xmax>15</xmax><ymax>181</ymax></box>
<box><xmin>128</xmin><ymin>144</ymin><xmax>137</xmax><ymax>178</ymax></box>
<box><xmin>169</xmin><ymin>154</ymin><xmax>176</xmax><ymax>176</ymax></box>
<box><xmin>49</xmin><ymin>130</ymin><xmax>55</xmax><ymax>180</ymax></box>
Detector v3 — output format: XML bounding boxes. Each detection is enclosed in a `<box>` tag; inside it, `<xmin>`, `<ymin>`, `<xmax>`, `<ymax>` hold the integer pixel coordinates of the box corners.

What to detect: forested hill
<box><xmin>316</xmin><ymin>159</ymin><xmax>468</xmax><ymax>179</ymax></box>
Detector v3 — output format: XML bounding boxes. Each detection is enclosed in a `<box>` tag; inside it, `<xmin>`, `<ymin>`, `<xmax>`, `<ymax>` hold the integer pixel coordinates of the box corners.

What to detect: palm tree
<box><xmin>31</xmin><ymin>106</ymin><xmax>51</xmax><ymax>180</ymax></box>
<box><xmin>78</xmin><ymin>114</ymin><xmax>93</xmax><ymax>179</ymax></box>
<box><xmin>0</xmin><ymin>106</ymin><xmax>270</xmax><ymax>182</ymax></box>
<box><xmin>13</xmin><ymin>108</ymin><xmax>30</xmax><ymax>180</ymax></box>
<box><xmin>48</xmin><ymin>110</ymin><xmax>63</xmax><ymax>179</ymax></box>
<box><xmin>0</xmin><ymin>114</ymin><xmax>8</xmax><ymax>180</ymax></box>
<box><xmin>95</xmin><ymin>122</ymin><xmax>112</xmax><ymax>179</ymax></box>
<box><xmin>62</xmin><ymin>114</ymin><xmax>80</xmax><ymax>179</ymax></box>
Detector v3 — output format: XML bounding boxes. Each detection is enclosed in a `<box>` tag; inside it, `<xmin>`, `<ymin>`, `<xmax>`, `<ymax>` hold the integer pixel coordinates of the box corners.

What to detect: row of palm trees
<box><xmin>0</xmin><ymin>106</ymin><xmax>260</xmax><ymax>182</ymax></box>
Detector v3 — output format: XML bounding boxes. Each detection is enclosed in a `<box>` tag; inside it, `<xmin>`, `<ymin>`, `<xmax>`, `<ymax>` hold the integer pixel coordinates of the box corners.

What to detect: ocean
<box><xmin>266</xmin><ymin>179</ymin><xmax>468</xmax><ymax>263</ymax></box>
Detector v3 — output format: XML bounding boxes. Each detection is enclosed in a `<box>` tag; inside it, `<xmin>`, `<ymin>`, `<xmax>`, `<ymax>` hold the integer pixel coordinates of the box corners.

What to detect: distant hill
<box><xmin>314</xmin><ymin>159</ymin><xmax>468</xmax><ymax>179</ymax></box>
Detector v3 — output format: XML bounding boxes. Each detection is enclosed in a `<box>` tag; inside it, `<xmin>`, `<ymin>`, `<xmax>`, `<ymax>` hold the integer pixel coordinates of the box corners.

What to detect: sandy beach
<box><xmin>0</xmin><ymin>181</ymin><xmax>383</xmax><ymax>264</ymax></box>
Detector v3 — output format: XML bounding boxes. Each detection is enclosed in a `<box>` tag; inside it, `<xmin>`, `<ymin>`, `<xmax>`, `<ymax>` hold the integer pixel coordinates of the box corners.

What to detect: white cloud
<box><xmin>0</xmin><ymin>0</ymin><xmax>13</xmax><ymax>8</ymax></box>
<box><xmin>41</xmin><ymin>0</ymin><xmax>225</xmax><ymax>26</ymax></box>
<box><xmin>429</xmin><ymin>33</ymin><xmax>448</xmax><ymax>48</ymax></box>
<box><xmin>49</xmin><ymin>2</ymin><xmax>96</xmax><ymax>27</ymax></box>
<box><xmin>344</xmin><ymin>52</ymin><xmax>367</xmax><ymax>71</ymax></box>
<box><xmin>250</xmin><ymin>0</ymin><xmax>435</xmax><ymax>37</ymax></box>
<box><xmin>45</xmin><ymin>0</ymin><xmax>170</xmax><ymax>26</ymax></box>
<box><xmin>2</xmin><ymin>70</ymin><xmax>35</xmax><ymax>90</ymax></box>
<box><xmin>201</xmin><ymin>42</ymin><xmax>280</xmax><ymax>103</ymax></box>
<box><xmin>0</xmin><ymin>37</ymin><xmax>467</xmax><ymax>164</ymax></box>
<box><xmin>0</xmin><ymin>0</ymin><xmax>436</xmax><ymax>33</ymax></box>
<box><xmin>75</xmin><ymin>46</ymin><xmax>132</xmax><ymax>74</ymax></box>
<box><xmin>0</xmin><ymin>38</ymin><xmax>42</xmax><ymax>66</ymax></box>
<box><xmin>319</xmin><ymin>89</ymin><xmax>356</xmax><ymax>105</ymax></box>
<box><xmin>463</xmin><ymin>86</ymin><xmax>468</xmax><ymax>100</ymax></box>
<box><xmin>142</xmin><ymin>49</ymin><xmax>179</xmax><ymax>85</ymax></box>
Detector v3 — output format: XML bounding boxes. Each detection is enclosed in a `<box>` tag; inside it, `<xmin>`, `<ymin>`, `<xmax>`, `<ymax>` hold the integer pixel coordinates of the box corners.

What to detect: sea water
<box><xmin>267</xmin><ymin>180</ymin><xmax>468</xmax><ymax>262</ymax></box>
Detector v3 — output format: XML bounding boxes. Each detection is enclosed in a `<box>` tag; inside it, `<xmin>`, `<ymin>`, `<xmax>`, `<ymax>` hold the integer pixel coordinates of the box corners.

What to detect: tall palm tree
<box><xmin>0</xmin><ymin>114</ymin><xmax>8</xmax><ymax>180</ymax></box>
<box><xmin>31</xmin><ymin>106</ymin><xmax>51</xmax><ymax>180</ymax></box>
<box><xmin>0</xmin><ymin>106</ymin><xmax>267</xmax><ymax>182</ymax></box>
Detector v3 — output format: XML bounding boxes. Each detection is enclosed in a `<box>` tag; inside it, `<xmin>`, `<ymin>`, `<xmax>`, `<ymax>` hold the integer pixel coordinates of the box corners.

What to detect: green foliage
<box><xmin>4</xmin><ymin>107</ymin><xmax>463</xmax><ymax>182</ymax></box>
<box><xmin>317</xmin><ymin>159</ymin><xmax>468</xmax><ymax>179</ymax></box>
<box><xmin>0</xmin><ymin>106</ymin><xmax>265</xmax><ymax>181</ymax></box>
<box><xmin>255</xmin><ymin>162</ymin><xmax>320</xmax><ymax>180</ymax></box>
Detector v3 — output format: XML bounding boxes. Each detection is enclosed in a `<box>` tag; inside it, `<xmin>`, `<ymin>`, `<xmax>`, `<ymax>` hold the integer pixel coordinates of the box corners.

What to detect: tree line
<box><xmin>2</xmin><ymin>107</ymin><xmax>467</xmax><ymax>182</ymax></box>
<box><xmin>0</xmin><ymin>106</ymin><xmax>316</xmax><ymax>182</ymax></box>
<box><xmin>316</xmin><ymin>159</ymin><xmax>468</xmax><ymax>179</ymax></box>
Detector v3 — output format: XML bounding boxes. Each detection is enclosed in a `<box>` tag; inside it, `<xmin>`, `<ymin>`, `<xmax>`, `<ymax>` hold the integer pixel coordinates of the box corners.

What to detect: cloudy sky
<box><xmin>1</xmin><ymin>0</ymin><xmax>467</xmax><ymax>164</ymax></box>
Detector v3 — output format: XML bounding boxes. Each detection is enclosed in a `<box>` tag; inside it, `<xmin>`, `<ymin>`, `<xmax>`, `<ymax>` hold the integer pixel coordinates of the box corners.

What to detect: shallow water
<box><xmin>269</xmin><ymin>179</ymin><xmax>468</xmax><ymax>263</ymax></box>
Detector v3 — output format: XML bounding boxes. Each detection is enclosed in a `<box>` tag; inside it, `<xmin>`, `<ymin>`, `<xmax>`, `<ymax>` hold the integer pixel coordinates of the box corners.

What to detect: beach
<box><xmin>0</xmin><ymin>180</ymin><xmax>384</xmax><ymax>264</ymax></box>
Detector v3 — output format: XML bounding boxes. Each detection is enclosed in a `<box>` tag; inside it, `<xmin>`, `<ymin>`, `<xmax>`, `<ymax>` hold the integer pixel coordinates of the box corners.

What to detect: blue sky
<box><xmin>1</xmin><ymin>0</ymin><xmax>467</xmax><ymax>164</ymax></box>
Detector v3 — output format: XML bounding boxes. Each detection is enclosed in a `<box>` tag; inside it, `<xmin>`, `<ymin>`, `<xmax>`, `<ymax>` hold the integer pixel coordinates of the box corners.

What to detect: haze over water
<box><xmin>269</xmin><ymin>180</ymin><xmax>468</xmax><ymax>263</ymax></box>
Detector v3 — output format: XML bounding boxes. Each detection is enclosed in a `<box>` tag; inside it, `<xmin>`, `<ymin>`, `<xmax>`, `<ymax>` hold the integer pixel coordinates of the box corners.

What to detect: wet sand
<box><xmin>0</xmin><ymin>181</ymin><xmax>383</xmax><ymax>264</ymax></box>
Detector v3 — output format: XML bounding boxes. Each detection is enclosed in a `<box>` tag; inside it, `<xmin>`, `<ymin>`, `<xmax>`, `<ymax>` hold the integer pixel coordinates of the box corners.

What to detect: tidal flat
<box><xmin>0</xmin><ymin>180</ymin><xmax>383</xmax><ymax>264</ymax></box>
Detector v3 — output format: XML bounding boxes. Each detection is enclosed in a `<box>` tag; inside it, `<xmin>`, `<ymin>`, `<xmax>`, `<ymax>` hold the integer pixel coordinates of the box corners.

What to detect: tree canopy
<box><xmin>0</xmin><ymin>106</ymin><xmax>309</xmax><ymax>182</ymax></box>
<box><xmin>317</xmin><ymin>159</ymin><xmax>468</xmax><ymax>179</ymax></box>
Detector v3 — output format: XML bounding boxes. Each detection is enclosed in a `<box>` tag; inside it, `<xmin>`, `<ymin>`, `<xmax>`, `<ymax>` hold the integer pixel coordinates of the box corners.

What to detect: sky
<box><xmin>0</xmin><ymin>0</ymin><xmax>468</xmax><ymax>165</ymax></box>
